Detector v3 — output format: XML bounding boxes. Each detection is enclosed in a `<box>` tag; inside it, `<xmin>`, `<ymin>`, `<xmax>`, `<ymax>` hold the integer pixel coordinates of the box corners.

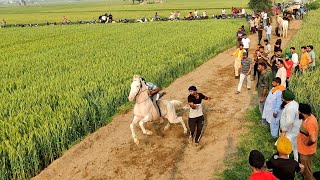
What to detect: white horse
<box><xmin>277</xmin><ymin>16</ymin><xmax>284</xmax><ymax>37</ymax></box>
<box><xmin>128</xmin><ymin>75</ymin><xmax>188</xmax><ymax>144</ymax></box>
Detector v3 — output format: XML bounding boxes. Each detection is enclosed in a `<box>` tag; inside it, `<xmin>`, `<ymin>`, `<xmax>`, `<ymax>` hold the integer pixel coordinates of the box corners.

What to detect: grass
<box><xmin>0</xmin><ymin>0</ymin><xmax>250</xmax><ymax>24</ymax></box>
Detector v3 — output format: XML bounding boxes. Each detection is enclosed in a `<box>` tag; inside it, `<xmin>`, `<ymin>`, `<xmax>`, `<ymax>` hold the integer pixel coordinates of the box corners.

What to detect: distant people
<box><xmin>169</xmin><ymin>11</ymin><xmax>175</xmax><ymax>20</ymax></box>
<box><xmin>236</xmin><ymin>52</ymin><xmax>252</xmax><ymax>94</ymax></box>
<box><xmin>257</xmin><ymin>23</ymin><xmax>264</xmax><ymax>44</ymax></box>
<box><xmin>297</xmin><ymin>103</ymin><xmax>319</xmax><ymax>180</ymax></box>
<box><xmin>270</xmin><ymin>49</ymin><xmax>283</xmax><ymax>78</ymax></box>
<box><xmin>263</xmin><ymin>11</ymin><xmax>268</xmax><ymax>27</ymax></box>
<box><xmin>63</xmin><ymin>16</ymin><xmax>71</xmax><ymax>24</ymax></box>
<box><xmin>236</xmin><ymin>28</ymin><xmax>244</xmax><ymax>47</ymax></box>
<box><xmin>306</xmin><ymin>45</ymin><xmax>316</xmax><ymax>70</ymax></box>
<box><xmin>299</xmin><ymin>46</ymin><xmax>311</xmax><ymax>73</ymax></box>
<box><xmin>241</xmin><ymin>7</ymin><xmax>246</xmax><ymax>17</ymax></box>
<box><xmin>264</xmin><ymin>39</ymin><xmax>271</xmax><ymax>55</ymax></box>
<box><xmin>194</xmin><ymin>9</ymin><xmax>199</xmax><ymax>18</ymax></box>
<box><xmin>249</xmin><ymin>17</ymin><xmax>255</xmax><ymax>34</ymax></box>
<box><xmin>290</xmin><ymin>47</ymin><xmax>299</xmax><ymax>73</ymax></box>
<box><xmin>1</xmin><ymin>19</ymin><xmax>6</xmax><ymax>28</ymax></box>
<box><xmin>276</xmin><ymin>60</ymin><xmax>287</xmax><ymax>88</ymax></box>
<box><xmin>108</xmin><ymin>13</ymin><xmax>113</xmax><ymax>23</ymax></box>
<box><xmin>274</xmin><ymin>36</ymin><xmax>282</xmax><ymax>53</ymax></box>
<box><xmin>152</xmin><ymin>11</ymin><xmax>159</xmax><ymax>21</ymax></box>
<box><xmin>222</xmin><ymin>9</ymin><xmax>226</xmax><ymax>15</ymax></box>
<box><xmin>283</xmin><ymin>53</ymin><xmax>294</xmax><ymax>88</ymax></box>
<box><xmin>100</xmin><ymin>13</ymin><xmax>107</xmax><ymax>23</ymax></box>
<box><xmin>248</xmin><ymin>150</ymin><xmax>278</xmax><ymax>180</ymax></box>
<box><xmin>265</xmin><ymin>23</ymin><xmax>272</xmax><ymax>42</ymax></box>
<box><xmin>202</xmin><ymin>11</ymin><xmax>207</xmax><ymax>18</ymax></box>
<box><xmin>232</xmin><ymin>44</ymin><xmax>246</xmax><ymax>79</ymax></box>
<box><xmin>175</xmin><ymin>11</ymin><xmax>181</xmax><ymax>20</ymax></box>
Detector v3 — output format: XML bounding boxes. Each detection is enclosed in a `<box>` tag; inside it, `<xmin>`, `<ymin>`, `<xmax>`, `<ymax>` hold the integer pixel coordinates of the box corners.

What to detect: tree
<box><xmin>248</xmin><ymin>0</ymin><xmax>272</xmax><ymax>12</ymax></box>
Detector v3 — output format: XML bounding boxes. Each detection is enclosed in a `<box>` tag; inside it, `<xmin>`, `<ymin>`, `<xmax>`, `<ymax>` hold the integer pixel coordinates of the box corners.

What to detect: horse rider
<box><xmin>141</xmin><ymin>78</ymin><xmax>165</xmax><ymax>116</ymax></box>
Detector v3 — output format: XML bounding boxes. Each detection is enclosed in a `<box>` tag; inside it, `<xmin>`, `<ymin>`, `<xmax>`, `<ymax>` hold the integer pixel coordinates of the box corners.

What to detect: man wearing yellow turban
<box><xmin>266</xmin><ymin>136</ymin><xmax>304</xmax><ymax>179</ymax></box>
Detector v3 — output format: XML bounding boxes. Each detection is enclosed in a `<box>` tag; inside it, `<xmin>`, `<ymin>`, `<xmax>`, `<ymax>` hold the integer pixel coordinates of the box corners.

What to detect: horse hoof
<box><xmin>164</xmin><ymin>126</ymin><xmax>170</xmax><ymax>131</ymax></box>
<box><xmin>183</xmin><ymin>130</ymin><xmax>188</xmax><ymax>134</ymax></box>
<box><xmin>134</xmin><ymin>139</ymin><xmax>139</xmax><ymax>145</ymax></box>
<box><xmin>145</xmin><ymin>131</ymin><xmax>153</xmax><ymax>135</ymax></box>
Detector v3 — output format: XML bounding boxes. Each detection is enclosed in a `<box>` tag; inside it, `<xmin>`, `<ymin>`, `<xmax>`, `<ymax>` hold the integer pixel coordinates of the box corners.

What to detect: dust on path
<box><xmin>33</xmin><ymin>19</ymin><xmax>302</xmax><ymax>180</ymax></box>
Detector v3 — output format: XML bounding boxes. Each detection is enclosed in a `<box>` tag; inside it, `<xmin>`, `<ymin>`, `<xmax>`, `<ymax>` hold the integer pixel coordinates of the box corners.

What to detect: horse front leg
<box><xmin>139</xmin><ymin>115</ymin><xmax>153</xmax><ymax>135</ymax></box>
<box><xmin>130</xmin><ymin>116</ymin><xmax>140</xmax><ymax>145</ymax></box>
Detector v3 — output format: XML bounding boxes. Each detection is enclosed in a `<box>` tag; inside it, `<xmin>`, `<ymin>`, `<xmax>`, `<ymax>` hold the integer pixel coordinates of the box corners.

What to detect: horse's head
<box><xmin>128</xmin><ymin>75</ymin><xmax>143</xmax><ymax>102</ymax></box>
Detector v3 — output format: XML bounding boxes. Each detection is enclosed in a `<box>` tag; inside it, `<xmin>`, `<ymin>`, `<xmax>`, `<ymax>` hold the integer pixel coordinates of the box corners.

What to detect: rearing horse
<box><xmin>128</xmin><ymin>75</ymin><xmax>188</xmax><ymax>145</ymax></box>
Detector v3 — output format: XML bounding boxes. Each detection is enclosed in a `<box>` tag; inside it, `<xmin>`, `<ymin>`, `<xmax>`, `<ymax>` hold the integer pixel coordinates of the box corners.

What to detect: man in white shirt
<box><xmin>241</xmin><ymin>34</ymin><xmax>251</xmax><ymax>54</ymax></box>
<box><xmin>263</xmin><ymin>11</ymin><xmax>268</xmax><ymax>27</ymax></box>
<box><xmin>222</xmin><ymin>9</ymin><xmax>226</xmax><ymax>15</ymax></box>
<box><xmin>242</xmin><ymin>8</ymin><xmax>246</xmax><ymax>16</ymax></box>
<box><xmin>265</xmin><ymin>23</ymin><xmax>272</xmax><ymax>42</ymax></box>
<box><xmin>276</xmin><ymin>60</ymin><xmax>287</xmax><ymax>88</ymax></box>
<box><xmin>249</xmin><ymin>17</ymin><xmax>255</xmax><ymax>34</ymax></box>
<box><xmin>280</xmin><ymin>90</ymin><xmax>302</xmax><ymax>162</ymax></box>
<box><xmin>290</xmin><ymin>47</ymin><xmax>299</xmax><ymax>73</ymax></box>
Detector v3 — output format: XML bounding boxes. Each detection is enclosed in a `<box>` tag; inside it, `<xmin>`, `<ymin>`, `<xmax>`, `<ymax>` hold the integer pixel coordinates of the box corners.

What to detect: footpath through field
<box><xmin>34</xmin><ymin>18</ymin><xmax>302</xmax><ymax>180</ymax></box>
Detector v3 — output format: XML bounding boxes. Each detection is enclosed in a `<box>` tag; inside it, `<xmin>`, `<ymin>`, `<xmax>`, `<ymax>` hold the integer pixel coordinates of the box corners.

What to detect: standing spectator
<box><xmin>274</xmin><ymin>35</ymin><xmax>282</xmax><ymax>53</ymax></box>
<box><xmin>236</xmin><ymin>28</ymin><xmax>244</xmax><ymax>47</ymax></box>
<box><xmin>232</xmin><ymin>44</ymin><xmax>246</xmax><ymax>79</ymax></box>
<box><xmin>241</xmin><ymin>7</ymin><xmax>246</xmax><ymax>17</ymax></box>
<box><xmin>297</xmin><ymin>103</ymin><xmax>319</xmax><ymax>180</ymax></box>
<box><xmin>249</xmin><ymin>17</ymin><xmax>255</xmax><ymax>34</ymax></box>
<box><xmin>270</xmin><ymin>49</ymin><xmax>283</xmax><ymax>78</ymax></box>
<box><xmin>280</xmin><ymin>90</ymin><xmax>301</xmax><ymax>162</ymax></box>
<box><xmin>290</xmin><ymin>47</ymin><xmax>299</xmax><ymax>73</ymax></box>
<box><xmin>1</xmin><ymin>19</ymin><xmax>6</xmax><ymax>28</ymax></box>
<box><xmin>257</xmin><ymin>23</ymin><xmax>264</xmax><ymax>44</ymax></box>
<box><xmin>241</xmin><ymin>34</ymin><xmax>250</xmax><ymax>54</ymax></box>
<box><xmin>257</xmin><ymin>62</ymin><xmax>272</xmax><ymax>125</ymax></box>
<box><xmin>254</xmin><ymin>16</ymin><xmax>259</xmax><ymax>31</ymax></box>
<box><xmin>267</xmin><ymin>136</ymin><xmax>304</xmax><ymax>180</ymax></box>
<box><xmin>307</xmin><ymin>45</ymin><xmax>316</xmax><ymax>70</ymax></box>
<box><xmin>283</xmin><ymin>53</ymin><xmax>294</xmax><ymax>88</ymax></box>
<box><xmin>263</xmin><ymin>11</ymin><xmax>268</xmax><ymax>27</ymax></box>
<box><xmin>176</xmin><ymin>11</ymin><xmax>180</xmax><ymax>20</ymax></box>
<box><xmin>262</xmin><ymin>77</ymin><xmax>285</xmax><ymax>138</ymax></box>
<box><xmin>299</xmin><ymin>7</ymin><xmax>304</xmax><ymax>19</ymax></box>
<box><xmin>253</xmin><ymin>46</ymin><xmax>269</xmax><ymax>82</ymax></box>
<box><xmin>187</xmin><ymin>86</ymin><xmax>211</xmax><ymax>146</ymax></box>
<box><xmin>299</xmin><ymin>46</ymin><xmax>311</xmax><ymax>73</ymax></box>
<box><xmin>264</xmin><ymin>39</ymin><xmax>272</xmax><ymax>56</ymax></box>
<box><xmin>236</xmin><ymin>52</ymin><xmax>252</xmax><ymax>94</ymax></box>
<box><xmin>249</xmin><ymin>150</ymin><xmax>278</xmax><ymax>180</ymax></box>
<box><xmin>265</xmin><ymin>23</ymin><xmax>272</xmax><ymax>42</ymax></box>
<box><xmin>276</xmin><ymin>60</ymin><xmax>287</xmax><ymax>88</ymax></box>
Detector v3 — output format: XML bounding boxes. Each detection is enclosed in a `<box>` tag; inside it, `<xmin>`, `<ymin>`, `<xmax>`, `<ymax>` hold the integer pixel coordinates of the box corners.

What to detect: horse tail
<box><xmin>170</xmin><ymin>100</ymin><xmax>182</xmax><ymax>107</ymax></box>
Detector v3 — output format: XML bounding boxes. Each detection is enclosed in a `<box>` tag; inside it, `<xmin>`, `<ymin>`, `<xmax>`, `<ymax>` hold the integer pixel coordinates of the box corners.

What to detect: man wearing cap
<box><xmin>187</xmin><ymin>86</ymin><xmax>211</xmax><ymax>146</ymax></box>
<box><xmin>283</xmin><ymin>52</ymin><xmax>294</xmax><ymax>88</ymax></box>
<box><xmin>236</xmin><ymin>51</ymin><xmax>252</xmax><ymax>94</ymax></box>
<box><xmin>232</xmin><ymin>44</ymin><xmax>246</xmax><ymax>79</ymax></box>
<box><xmin>279</xmin><ymin>90</ymin><xmax>301</xmax><ymax>162</ymax></box>
<box><xmin>297</xmin><ymin>103</ymin><xmax>319</xmax><ymax>180</ymax></box>
<box><xmin>266</xmin><ymin>136</ymin><xmax>304</xmax><ymax>180</ymax></box>
<box><xmin>262</xmin><ymin>77</ymin><xmax>285</xmax><ymax>138</ymax></box>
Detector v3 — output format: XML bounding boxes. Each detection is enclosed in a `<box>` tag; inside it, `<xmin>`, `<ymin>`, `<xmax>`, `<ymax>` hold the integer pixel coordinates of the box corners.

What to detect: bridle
<box><xmin>132</xmin><ymin>79</ymin><xmax>148</xmax><ymax>104</ymax></box>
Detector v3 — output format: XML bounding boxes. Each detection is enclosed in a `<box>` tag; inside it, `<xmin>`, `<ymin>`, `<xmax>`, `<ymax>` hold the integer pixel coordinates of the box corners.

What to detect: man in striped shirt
<box><xmin>236</xmin><ymin>52</ymin><xmax>253</xmax><ymax>94</ymax></box>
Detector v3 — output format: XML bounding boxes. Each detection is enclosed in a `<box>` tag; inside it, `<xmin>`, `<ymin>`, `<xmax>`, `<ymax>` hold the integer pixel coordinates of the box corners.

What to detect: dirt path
<box><xmin>33</xmin><ymin>19</ymin><xmax>302</xmax><ymax>180</ymax></box>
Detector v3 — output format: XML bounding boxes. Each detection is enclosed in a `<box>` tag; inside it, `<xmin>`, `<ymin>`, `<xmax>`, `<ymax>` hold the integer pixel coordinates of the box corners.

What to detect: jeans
<box><xmin>266</xmin><ymin>34</ymin><xmax>271</xmax><ymax>42</ymax></box>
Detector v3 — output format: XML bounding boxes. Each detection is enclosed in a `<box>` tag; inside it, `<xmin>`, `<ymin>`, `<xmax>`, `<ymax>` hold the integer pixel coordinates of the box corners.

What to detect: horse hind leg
<box><xmin>166</xmin><ymin>116</ymin><xmax>187</xmax><ymax>134</ymax></box>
